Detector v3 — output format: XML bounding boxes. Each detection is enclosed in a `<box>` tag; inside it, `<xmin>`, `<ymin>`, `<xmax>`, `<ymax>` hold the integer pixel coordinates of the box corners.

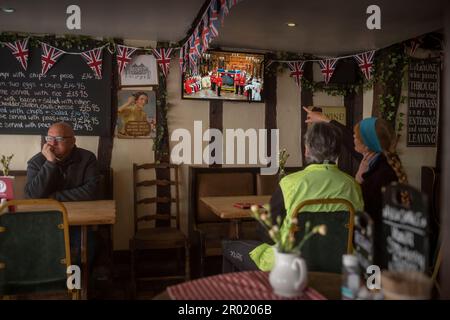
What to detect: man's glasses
<box><xmin>45</xmin><ymin>136</ymin><xmax>73</xmax><ymax>143</ymax></box>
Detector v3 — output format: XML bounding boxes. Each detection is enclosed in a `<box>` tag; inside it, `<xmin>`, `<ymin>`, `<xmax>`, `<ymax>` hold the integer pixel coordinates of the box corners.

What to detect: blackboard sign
<box><xmin>407</xmin><ymin>59</ymin><xmax>440</xmax><ymax>147</ymax></box>
<box><xmin>380</xmin><ymin>183</ymin><xmax>429</xmax><ymax>272</ymax></box>
<box><xmin>0</xmin><ymin>46</ymin><xmax>111</xmax><ymax>136</ymax></box>
<box><xmin>353</xmin><ymin>211</ymin><xmax>374</xmax><ymax>278</ymax></box>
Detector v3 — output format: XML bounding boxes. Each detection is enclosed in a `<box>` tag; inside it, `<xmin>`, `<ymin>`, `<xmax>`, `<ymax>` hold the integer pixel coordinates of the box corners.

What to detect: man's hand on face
<box><xmin>42</xmin><ymin>143</ymin><xmax>57</xmax><ymax>163</ymax></box>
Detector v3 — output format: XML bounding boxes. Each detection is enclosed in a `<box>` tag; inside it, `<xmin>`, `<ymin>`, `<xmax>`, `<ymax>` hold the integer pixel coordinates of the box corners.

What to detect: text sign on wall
<box><xmin>407</xmin><ymin>59</ymin><xmax>440</xmax><ymax>147</ymax></box>
<box><xmin>380</xmin><ymin>184</ymin><xmax>429</xmax><ymax>272</ymax></box>
<box><xmin>0</xmin><ymin>48</ymin><xmax>111</xmax><ymax>136</ymax></box>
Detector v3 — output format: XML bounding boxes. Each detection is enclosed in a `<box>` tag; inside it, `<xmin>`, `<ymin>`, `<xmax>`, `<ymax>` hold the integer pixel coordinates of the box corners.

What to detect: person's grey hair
<box><xmin>304</xmin><ymin>122</ymin><xmax>342</xmax><ymax>164</ymax></box>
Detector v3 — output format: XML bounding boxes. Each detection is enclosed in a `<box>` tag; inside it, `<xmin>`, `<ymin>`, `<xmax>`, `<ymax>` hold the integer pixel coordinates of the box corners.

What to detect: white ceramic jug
<box><xmin>269</xmin><ymin>248</ymin><xmax>308</xmax><ymax>297</ymax></box>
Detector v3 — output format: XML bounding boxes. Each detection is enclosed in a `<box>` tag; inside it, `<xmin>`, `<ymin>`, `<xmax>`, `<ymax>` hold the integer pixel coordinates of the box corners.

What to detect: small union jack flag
<box><xmin>354</xmin><ymin>51</ymin><xmax>375</xmax><ymax>81</ymax></box>
<box><xmin>319</xmin><ymin>58</ymin><xmax>338</xmax><ymax>84</ymax></box>
<box><xmin>4</xmin><ymin>38</ymin><xmax>29</xmax><ymax>71</ymax></box>
<box><xmin>189</xmin><ymin>36</ymin><xmax>198</xmax><ymax>73</ymax></box>
<box><xmin>194</xmin><ymin>29</ymin><xmax>202</xmax><ymax>56</ymax></box>
<box><xmin>40</xmin><ymin>43</ymin><xmax>65</xmax><ymax>75</ymax></box>
<box><xmin>116</xmin><ymin>44</ymin><xmax>136</xmax><ymax>74</ymax></box>
<box><xmin>81</xmin><ymin>47</ymin><xmax>104</xmax><ymax>79</ymax></box>
<box><xmin>153</xmin><ymin>48</ymin><xmax>173</xmax><ymax>77</ymax></box>
<box><xmin>287</xmin><ymin>61</ymin><xmax>305</xmax><ymax>87</ymax></box>
<box><xmin>220</xmin><ymin>0</ymin><xmax>229</xmax><ymax>25</ymax></box>
<box><xmin>209</xmin><ymin>3</ymin><xmax>220</xmax><ymax>38</ymax></box>
<box><xmin>201</xmin><ymin>15</ymin><xmax>211</xmax><ymax>51</ymax></box>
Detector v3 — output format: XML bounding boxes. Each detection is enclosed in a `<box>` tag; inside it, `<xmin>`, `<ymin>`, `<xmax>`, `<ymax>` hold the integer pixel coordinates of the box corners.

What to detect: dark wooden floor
<box><xmin>90</xmin><ymin>250</ymin><xmax>222</xmax><ymax>300</ymax></box>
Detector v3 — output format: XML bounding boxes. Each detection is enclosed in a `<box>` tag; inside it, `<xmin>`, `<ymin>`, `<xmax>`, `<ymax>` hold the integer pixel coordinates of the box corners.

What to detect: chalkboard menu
<box><xmin>0</xmin><ymin>46</ymin><xmax>111</xmax><ymax>136</ymax></box>
<box><xmin>353</xmin><ymin>211</ymin><xmax>374</xmax><ymax>278</ymax></box>
<box><xmin>407</xmin><ymin>59</ymin><xmax>440</xmax><ymax>147</ymax></box>
<box><xmin>380</xmin><ymin>183</ymin><xmax>429</xmax><ymax>272</ymax></box>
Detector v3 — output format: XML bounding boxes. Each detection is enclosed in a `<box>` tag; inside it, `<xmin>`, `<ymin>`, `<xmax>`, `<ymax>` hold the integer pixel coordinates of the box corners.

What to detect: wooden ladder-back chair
<box><xmin>290</xmin><ymin>198</ymin><xmax>356</xmax><ymax>274</ymax></box>
<box><xmin>0</xmin><ymin>199</ymin><xmax>79</xmax><ymax>300</ymax></box>
<box><xmin>130</xmin><ymin>163</ymin><xmax>189</xmax><ymax>297</ymax></box>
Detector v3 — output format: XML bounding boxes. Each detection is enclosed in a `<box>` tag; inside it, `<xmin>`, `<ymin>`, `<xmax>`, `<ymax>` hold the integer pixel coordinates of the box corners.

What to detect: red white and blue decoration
<box><xmin>287</xmin><ymin>61</ymin><xmax>305</xmax><ymax>86</ymax></box>
<box><xmin>319</xmin><ymin>58</ymin><xmax>338</xmax><ymax>84</ymax></box>
<box><xmin>152</xmin><ymin>48</ymin><xmax>173</xmax><ymax>77</ymax></box>
<box><xmin>354</xmin><ymin>50</ymin><xmax>375</xmax><ymax>81</ymax></box>
<box><xmin>4</xmin><ymin>38</ymin><xmax>29</xmax><ymax>71</ymax></box>
<box><xmin>81</xmin><ymin>47</ymin><xmax>104</xmax><ymax>79</ymax></box>
<box><xmin>40</xmin><ymin>42</ymin><xmax>65</xmax><ymax>75</ymax></box>
<box><xmin>116</xmin><ymin>44</ymin><xmax>137</xmax><ymax>74</ymax></box>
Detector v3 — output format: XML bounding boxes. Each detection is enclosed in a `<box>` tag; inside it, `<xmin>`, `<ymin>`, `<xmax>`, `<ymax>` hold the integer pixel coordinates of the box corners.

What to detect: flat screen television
<box><xmin>182</xmin><ymin>50</ymin><xmax>265</xmax><ymax>102</ymax></box>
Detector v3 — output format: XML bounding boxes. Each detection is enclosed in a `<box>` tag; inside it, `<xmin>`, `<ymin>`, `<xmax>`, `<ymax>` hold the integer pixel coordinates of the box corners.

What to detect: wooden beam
<box><xmin>264</xmin><ymin>56</ymin><xmax>277</xmax><ymax>159</ymax></box>
<box><xmin>440</xmin><ymin>3</ymin><xmax>450</xmax><ymax>299</ymax></box>
<box><xmin>209</xmin><ymin>99</ymin><xmax>223</xmax><ymax>167</ymax></box>
<box><xmin>300</xmin><ymin>62</ymin><xmax>314</xmax><ymax>165</ymax></box>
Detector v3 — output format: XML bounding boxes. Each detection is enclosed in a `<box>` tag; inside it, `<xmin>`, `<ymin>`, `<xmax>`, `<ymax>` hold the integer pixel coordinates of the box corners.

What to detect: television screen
<box><xmin>182</xmin><ymin>50</ymin><xmax>265</xmax><ymax>102</ymax></box>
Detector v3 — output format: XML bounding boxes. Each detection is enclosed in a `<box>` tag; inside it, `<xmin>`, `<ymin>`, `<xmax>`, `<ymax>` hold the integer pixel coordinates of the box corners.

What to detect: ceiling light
<box><xmin>286</xmin><ymin>22</ymin><xmax>296</xmax><ymax>27</ymax></box>
<box><xmin>1</xmin><ymin>7</ymin><xmax>15</xmax><ymax>13</ymax></box>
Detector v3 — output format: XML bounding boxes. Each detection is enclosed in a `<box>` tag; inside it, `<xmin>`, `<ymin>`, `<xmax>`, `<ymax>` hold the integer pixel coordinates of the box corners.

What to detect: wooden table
<box><xmin>16</xmin><ymin>200</ymin><xmax>116</xmax><ymax>300</ymax></box>
<box><xmin>154</xmin><ymin>271</ymin><xmax>341</xmax><ymax>300</ymax></box>
<box><xmin>200</xmin><ymin>195</ymin><xmax>271</xmax><ymax>239</ymax></box>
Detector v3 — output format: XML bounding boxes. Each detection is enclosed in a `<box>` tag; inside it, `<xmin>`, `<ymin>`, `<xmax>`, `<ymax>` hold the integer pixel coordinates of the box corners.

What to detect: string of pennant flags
<box><xmin>0</xmin><ymin>0</ymin><xmax>430</xmax><ymax>86</ymax></box>
<box><xmin>0</xmin><ymin>0</ymin><xmax>243</xmax><ymax>80</ymax></box>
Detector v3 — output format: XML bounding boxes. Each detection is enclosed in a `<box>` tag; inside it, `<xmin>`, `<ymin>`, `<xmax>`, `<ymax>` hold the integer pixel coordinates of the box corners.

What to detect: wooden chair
<box><xmin>290</xmin><ymin>198</ymin><xmax>356</xmax><ymax>273</ymax></box>
<box><xmin>129</xmin><ymin>163</ymin><xmax>189</xmax><ymax>297</ymax></box>
<box><xmin>0</xmin><ymin>199</ymin><xmax>79</xmax><ymax>300</ymax></box>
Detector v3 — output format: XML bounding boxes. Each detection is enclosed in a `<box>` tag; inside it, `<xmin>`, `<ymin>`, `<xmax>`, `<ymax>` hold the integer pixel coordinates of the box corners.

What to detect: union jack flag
<box><xmin>194</xmin><ymin>28</ymin><xmax>202</xmax><ymax>56</ymax></box>
<box><xmin>4</xmin><ymin>38</ymin><xmax>29</xmax><ymax>71</ymax></box>
<box><xmin>116</xmin><ymin>44</ymin><xmax>136</xmax><ymax>74</ymax></box>
<box><xmin>319</xmin><ymin>58</ymin><xmax>338</xmax><ymax>84</ymax></box>
<box><xmin>201</xmin><ymin>15</ymin><xmax>211</xmax><ymax>51</ymax></box>
<box><xmin>153</xmin><ymin>48</ymin><xmax>173</xmax><ymax>77</ymax></box>
<box><xmin>220</xmin><ymin>0</ymin><xmax>229</xmax><ymax>25</ymax></box>
<box><xmin>354</xmin><ymin>51</ymin><xmax>375</xmax><ymax>81</ymax></box>
<box><xmin>209</xmin><ymin>3</ymin><xmax>220</xmax><ymax>38</ymax></box>
<box><xmin>189</xmin><ymin>36</ymin><xmax>198</xmax><ymax>73</ymax></box>
<box><xmin>287</xmin><ymin>61</ymin><xmax>305</xmax><ymax>86</ymax></box>
<box><xmin>40</xmin><ymin>43</ymin><xmax>65</xmax><ymax>75</ymax></box>
<box><xmin>81</xmin><ymin>47</ymin><xmax>104</xmax><ymax>79</ymax></box>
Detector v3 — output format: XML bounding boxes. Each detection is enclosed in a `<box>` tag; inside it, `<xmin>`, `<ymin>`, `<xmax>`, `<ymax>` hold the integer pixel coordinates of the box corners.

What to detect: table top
<box><xmin>155</xmin><ymin>271</ymin><xmax>341</xmax><ymax>300</ymax></box>
<box><xmin>200</xmin><ymin>195</ymin><xmax>271</xmax><ymax>219</ymax></box>
<box><xmin>15</xmin><ymin>200</ymin><xmax>116</xmax><ymax>226</ymax></box>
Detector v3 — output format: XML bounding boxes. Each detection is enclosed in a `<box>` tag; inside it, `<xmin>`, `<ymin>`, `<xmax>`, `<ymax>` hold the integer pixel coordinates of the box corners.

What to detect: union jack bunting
<box><xmin>228</xmin><ymin>0</ymin><xmax>241</xmax><ymax>9</ymax></box>
<box><xmin>152</xmin><ymin>48</ymin><xmax>173</xmax><ymax>77</ymax></box>
<box><xmin>353</xmin><ymin>51</ymin><xmax>375</xmax><ymax>81</ymax></box>
<box><xmin>4</xmin><ymin>38</ymin><xmax>29</xmax><ymax>71</ymax></box>
<box><xmin>179</xmin><ymin>45</ymin><xmax>185</xmax><ymax>72</ymax></box>
<box><xmin>319</xmin><ymin>58</ymin><xmax>338</xmax><ymax>84</ymax></box>
<box><xmin>201</xmin><ymin>15</ymin><xmax>211</xmax><ymax>50</ymax></box>
<box><xmin>194</xmin><ymin>29</ymin><xmax>202</xmax><ymax>56</ymax></box>
<box><xmin>116</xmin><ymin>44</ymin><xmax>136</xmax><ymax>74</ymax></box>
<box><xmin>209</xmin><ymin>3</ymin><xmax>220</xmax><ymax>38</ymax></box>
<box><xmin>287</xmin><ymin>61</ymin><xmax>305</xmax><ymax>86</ymax></box>
<box><xmin>189</xmin><ymin>36</ymin><xmax>198</xmax><ymax>73</ymax></box>
<box><xmin>40</xmin><ymin>43</ymin><xmax>65</xmax><ymax>75</ymax></box>
<box><xmin>81</xmin><ymin>47</ymin><xmax>104</xmax><ymax>79</ymax></box>
<box><xmin>409</xmin><ymin>39</ymin><xmax>421</xmax><ymax>56</ymax></box>
<box><xmin>220</xmin><ymin>0</ymin><xmax>229</xmax><ymax>25</ymax></box>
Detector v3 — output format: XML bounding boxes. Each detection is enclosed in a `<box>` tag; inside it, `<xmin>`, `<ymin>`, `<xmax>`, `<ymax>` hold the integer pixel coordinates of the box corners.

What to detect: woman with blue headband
<box><xmin>303</xmin><ymin>107</ymin><xmax>408</xmax><ymax>226</ymax></box>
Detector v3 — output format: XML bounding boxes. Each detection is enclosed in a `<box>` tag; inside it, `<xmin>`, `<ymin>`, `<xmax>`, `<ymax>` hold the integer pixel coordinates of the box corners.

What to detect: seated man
<box><xmin>222</xmin><ymin>122</ymin><xmax>364</xmax><ymax>272</ymax></box>
<box><xmin>25</xmin><ymin>121</ymin><xmax>100</xmax><ymax>265</ymax></box>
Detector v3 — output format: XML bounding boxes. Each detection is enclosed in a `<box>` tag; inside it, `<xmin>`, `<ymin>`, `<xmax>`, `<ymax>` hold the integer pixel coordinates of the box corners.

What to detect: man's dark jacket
<box><xmin>25</xmin><ymin>146</ymin><xmax>100</xmax><ymax>201</ymax></box>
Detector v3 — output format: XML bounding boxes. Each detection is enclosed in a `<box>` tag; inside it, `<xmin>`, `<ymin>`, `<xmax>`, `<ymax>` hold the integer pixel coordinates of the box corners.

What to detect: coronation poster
<box><xmin>407</xmin><ymin>59</ymin><xmax>440</xmax><ymax>147</ymax></box>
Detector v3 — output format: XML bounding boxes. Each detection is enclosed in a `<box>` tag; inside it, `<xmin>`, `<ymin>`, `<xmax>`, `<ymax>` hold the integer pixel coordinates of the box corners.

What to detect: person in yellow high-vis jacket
<box><xmin>222</xmin><ymin>122</ymin><xmax>364</xmax><ymax>273</ymax></box>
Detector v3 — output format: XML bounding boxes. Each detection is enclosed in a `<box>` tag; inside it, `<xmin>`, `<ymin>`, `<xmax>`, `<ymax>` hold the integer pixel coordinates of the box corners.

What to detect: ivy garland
<box><xmin>271</xmin><ymin>44</ymin><xmax>410</xmax><ymax>134</ymax></box>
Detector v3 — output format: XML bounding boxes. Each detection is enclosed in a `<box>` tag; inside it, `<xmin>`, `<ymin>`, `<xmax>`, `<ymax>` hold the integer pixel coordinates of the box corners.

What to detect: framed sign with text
<box><xmin>407</xmin><ymin>59</ymin><xmax>440</xmax><ymax>147</ymax></box>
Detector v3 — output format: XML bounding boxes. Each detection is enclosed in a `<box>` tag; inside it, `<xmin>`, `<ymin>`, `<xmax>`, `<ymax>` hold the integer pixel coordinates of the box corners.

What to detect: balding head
<box><xmin>46</xmin><ymin>122</ymin><xmax>76</xmax><ymax>160</ymax></box>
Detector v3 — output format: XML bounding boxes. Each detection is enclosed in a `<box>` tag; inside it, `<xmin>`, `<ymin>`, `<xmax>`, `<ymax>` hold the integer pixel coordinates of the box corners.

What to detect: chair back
<box><xmin>290</xmin><ymin>198</ymin><xmax>355</xmax><ymax>273</ymax></box>
<box><xmin>0</xmin><ymin>199</ymin><xmax>73</xmax><ymax>297</ymax></box>
<box><xmin>133</xmin><ymin>163</ymin><xmax>180</xmax><ymax>233</ymax></box>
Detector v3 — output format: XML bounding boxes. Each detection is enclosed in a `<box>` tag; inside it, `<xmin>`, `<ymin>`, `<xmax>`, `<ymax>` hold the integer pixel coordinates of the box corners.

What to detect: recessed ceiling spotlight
<box><xmin>1</xmin><ymin>7</ymin><xmax>15</xmax><ymax>13</ymax></box>
<box><xmin>286</xmin><ymin>22</ymin><xmax>296</xmax><ymax>27</ymax></box>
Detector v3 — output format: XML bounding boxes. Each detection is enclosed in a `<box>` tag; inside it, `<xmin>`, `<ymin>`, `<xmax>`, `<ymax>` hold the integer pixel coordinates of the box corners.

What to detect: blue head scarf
<box><xmin>359</xmin><ymin>117</ymin><xmax>382</xmax><ymax>153</ymax></box>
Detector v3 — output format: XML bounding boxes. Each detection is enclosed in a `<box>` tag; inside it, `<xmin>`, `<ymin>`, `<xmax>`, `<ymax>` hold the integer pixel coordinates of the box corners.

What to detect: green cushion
<box><xmin>0</xmin><ymin>210</ymin><xmax>68</xmax><ymax>295</ymax></box>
